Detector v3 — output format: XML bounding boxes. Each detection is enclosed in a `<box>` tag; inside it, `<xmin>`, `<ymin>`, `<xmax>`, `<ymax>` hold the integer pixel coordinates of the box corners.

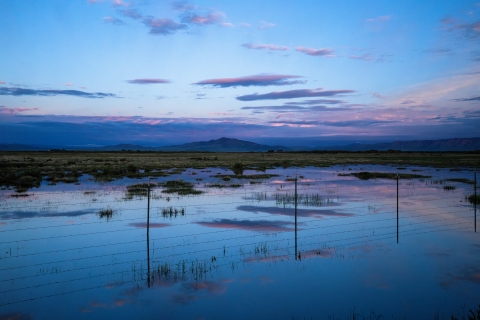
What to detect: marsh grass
<box><xmin>445</xmin><ymin>178</ymin><xmax>474</xmax><ymax>185</ymax></box>
<box><xmin>467</xmin><ymin>194</ymin><xmax>480</xmax><ymax>205</ymax></box>
<box><xmin>213</xmin><ymin>173</ymin><xmax>278</xmax><ymax>180</ymax></box>
<box><xmin>160</xmin><ymin>180</ymin><xmax>203</xmax><ymax>195</ymax></box>
<box><xmin>125</xmin><ymin>183</ymin><xmax>155</xmax><ymax>199</ymax></box>
<box><xmin>274</xmin><ymin>193</ymin><xmax>332</xmax><ymax>207</ymax></box>
<box><xmin>161</xmin><ymin>206</ymin><xmax>185</xmax><ymax>218</ymax></box>
<box><xmin>205</xmin><ymin>183</ymin><xmax>242</xmax><ymax>189</ymax></box>
<box><xmin>98</xmin><ymin>207</ymin><xmax>114</xmax><ymax>220</ymax></box>
<box><xmin>443</xmin><ymin>185</ymin><xmax>456</xmax><ymax>191</ymax></box>
<box><xmin>338</xmin><ymin>171</ymin><xmax>431</xmax><ymax>180</ymax></box>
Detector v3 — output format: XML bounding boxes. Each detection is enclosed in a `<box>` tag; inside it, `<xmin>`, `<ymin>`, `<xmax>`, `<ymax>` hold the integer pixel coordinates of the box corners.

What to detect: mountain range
<box><xmin>0</xmin><ymin>137</ymin><xmax>479</xmax><ymax>152</ymax></box>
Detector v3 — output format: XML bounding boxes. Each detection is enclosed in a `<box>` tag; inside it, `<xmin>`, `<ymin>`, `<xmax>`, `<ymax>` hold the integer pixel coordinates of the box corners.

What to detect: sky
<box><xmin>0</xmin><ymin>0</ymin><xmax>479</xmax><ymax>147</ymax></box>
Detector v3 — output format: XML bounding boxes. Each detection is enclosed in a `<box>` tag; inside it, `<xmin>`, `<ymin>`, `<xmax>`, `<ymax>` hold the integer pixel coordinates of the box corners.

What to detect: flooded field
<box><xmin>0</xmin><ymin>164</ymin><xmax>478</xmax><ymax>319</ymax></box>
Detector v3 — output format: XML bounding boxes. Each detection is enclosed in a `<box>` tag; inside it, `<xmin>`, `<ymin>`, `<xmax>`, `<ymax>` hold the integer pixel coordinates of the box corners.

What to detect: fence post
<box><xmin>397</xmin><ymin>173</ymin><xmax>399</xmax><ymax>244</ymax></box>
<box><xmin>147</xmin><ymin>181</ymin><xmax>151</xmax><ymax>287</ymax></box>
<box><xmin>294</xmin><ymin>175</ymin><xmax>298</xmax><ymax>260</ymax></box>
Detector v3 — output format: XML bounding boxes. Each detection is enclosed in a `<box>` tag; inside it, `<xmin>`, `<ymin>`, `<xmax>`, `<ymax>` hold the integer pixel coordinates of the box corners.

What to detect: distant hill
<box><xmin>158</xmin><ymin>137</ymin><xmax>288</xmax><ymax>152</ymax></box>
<box><xmin>322</xmin><ymin>137</ymin><xmax>480</xmax><ymax>152</ymax></box>
<box><xmin>1</xmin><ymin>137</ymin><xmax>478</xmax><ymax>152</ymax></box>
<box><xmin>0</xmin><ymin>144</ymin><xmax>40</xmax><ymax>151</ymax></box>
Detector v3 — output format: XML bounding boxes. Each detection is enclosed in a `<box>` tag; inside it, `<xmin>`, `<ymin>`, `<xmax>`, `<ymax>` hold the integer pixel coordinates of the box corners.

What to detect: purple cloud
<box><xmin>193</xmin><ymin>74</ymin><xmax>304</xmax><ymax>88</ymax></box>
<box><xmin>454</xmin><ymin>96</ymin><xmax>480</xmax><ymax>102</ymax></box>
<box><xmin>103</xmin><ymin>16</ymin><xmax>124</xmax><ymax>25</ymax></box>
<box><xmin>143</xmin><ymin>17</ymin><xmax>187</xmax><ymax>35</ymax></box>
<box><xmin>127</xmin><ymin>78</ymin><xmax>171</xmax><ymax>84</ymax></box>
<box><xmin>349</xmin><ymin>54</ymin><xmax>374</xmax><ymax>61</ymax></box>
<box><xmin>196</xmin><ymin>218</ymin><xmax>294</xmax><ymax>232</ymax></box>
<box><xmin>296</xmin><ymin>46</ymin><xmax>334</xmax><ymax>57</ymax></box>
<box><xmin>241</xmin><ymin>105</ymin><xmax>350</xmax><ymax>113</ymax></box>
<box><xmin>242</xmin><ymin>43</ymin><xmax>289</xmax><ymax>51</ymax></box>
<box><xmin>182</xmin><ymin>12</ymin><xmax>225</xmax><ymax>25</ymax></box>
<box><xmin>285</xmin><ymin>99</ymin><xmax>345</xmax><ymax>105</ymax></box>
<box><xmin>236</xmin><ymin>205</ymin><xmax>353</xmax><ymax>218</ymax></box>
<box><xmin>120</xmin><ymin>9</ymin><xmax>143</xmax><ymax>20</ymax></box>
<box><xmin>171</xmin><ymin>1</ymin><xmax>198</xmax><ymax>12</ymax></box>
<box><xmin>0</xmin><ymin>87</ymin><xmax>117</xmax><ymax>98</ymax></box>
<box><xmin>236</xmin><ymin>88</ymin><xmax>355</xmax><ymax>101</ymax></box>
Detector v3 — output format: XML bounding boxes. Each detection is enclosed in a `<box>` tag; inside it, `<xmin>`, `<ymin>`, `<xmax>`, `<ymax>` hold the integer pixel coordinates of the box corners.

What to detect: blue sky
<box><xmin>0</xmin><ymin>0</ymin><xmax>479</xmax><ymax>146</ymax></box>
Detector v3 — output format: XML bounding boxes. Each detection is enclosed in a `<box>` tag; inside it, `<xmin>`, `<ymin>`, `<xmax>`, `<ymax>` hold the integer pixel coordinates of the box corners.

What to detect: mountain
<box><xmin>158</xmin><ymin>137</ymin><xmax>288</xmax><ymax>152</ymax></box>
<box><xmin>320</xmin><ymin>137</ymin><xmax>480</xmax><ymax>152</ymax></box>
<box><xmin>0</xmin><ymin>144</ymin><xmax>41</xmax><ymax>151</ymax></box>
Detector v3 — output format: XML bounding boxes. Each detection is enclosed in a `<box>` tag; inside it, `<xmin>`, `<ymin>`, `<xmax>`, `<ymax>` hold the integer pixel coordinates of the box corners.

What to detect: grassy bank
<box><xmin>0</xmin><ymin>150</ymin><xmax>478</xmax><ymax>192</ymax></box>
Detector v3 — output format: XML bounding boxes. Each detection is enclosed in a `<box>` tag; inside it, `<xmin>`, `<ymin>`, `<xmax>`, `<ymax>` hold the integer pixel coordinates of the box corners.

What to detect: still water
<box><xmin>0</xmin><ymin>165</ymin><xmax>478</xmax><ymax>319</ymax></box>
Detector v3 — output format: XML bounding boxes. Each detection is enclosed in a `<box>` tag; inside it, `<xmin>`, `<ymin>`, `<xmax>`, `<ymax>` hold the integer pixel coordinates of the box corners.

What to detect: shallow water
<box><xmin>0</xmin><ymin>165</ymin><xmax>478</xmax><ymax>319</ymax></box>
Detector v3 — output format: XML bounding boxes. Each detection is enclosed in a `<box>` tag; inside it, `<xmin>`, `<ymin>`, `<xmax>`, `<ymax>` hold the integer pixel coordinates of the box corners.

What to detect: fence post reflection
<box><xmin>295</xmin><ymin>176</ymin><xmax>298</xmax><ymax>260</ymax></box>
<box><xmin>147</xmin><ymin>181</ymin><xmax>151</xmax><ymax>288</ymax></box>
<box><xmin>397</xmin><ymin>173</ymin><xmax>399</xmax><ymax>244</ymax></box>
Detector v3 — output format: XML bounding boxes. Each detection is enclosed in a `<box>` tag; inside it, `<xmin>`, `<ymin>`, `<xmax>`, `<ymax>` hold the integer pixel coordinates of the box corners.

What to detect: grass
<box><xmin>125</xmin><ymin>183</ymin><xmax>155</xmax><ymax>199</ymax></box>
<box><xmin>338</xmin><ymin>171</ymin><xmax>431</xmax><ymax>180</ymax></box>
<box><xmin>445</xmin><ymin>178</ymin><xmax>474</xmax><ymax>184</ymax></box>
<box><xmin>213</xmin><ymin>173</ymin><xmax>279</xmax><ymax>180</ymax></box>
<box><xmin>159</xmin><ymin>180</ymin><xmax>203</xmax><ymax>195</ymax></box>
<box><xmin>443</xmin><ymin>185</ymin><xmax>456</xmax><ymax>191</ymax></box>
<box><xmin>161</xmin><ymin>206</ymin><xmax>185</xmax><ymax>218</ymax></box>
<box><xmin>467</xmin><ymin>194</ymin><xmax>480</xmax><ymax>205</ymax></box>
<box><xmin>274</xmin><ymin>192</ymin><xmax>331</xmax><ymax>207</ymax></box>
<box><xmin>205</xmin><ymin>183</ymin><xmax>242</xmax><ymax>188</ymax></box>
<box><xmin>98</xmin><ymin>207</ymin><xmax>114</xmax><ymax>220</ymax></box>
<box><xmin>1</xmin><ymin>151</ymin><xmax>478</xmax><ymax>191</ymax></box>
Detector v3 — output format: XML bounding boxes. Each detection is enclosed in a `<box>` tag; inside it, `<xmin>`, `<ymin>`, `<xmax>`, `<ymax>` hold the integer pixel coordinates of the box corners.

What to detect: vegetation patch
<box><xmin>125</xmin><ymin>183</ymin><xmax>156</xmax><ymax>199</ymax></box>
<box><xmin>0</xmin><ymin>168</ymin><xmax>42</xmax><ymax>193</ymax></box>
<box><xmin>213</xmin><ymin>174</ymin><xmax>278</xmax><ymax>180</ymax></box>
<box><xmin>161</xmin><ymin>206</ymin><xmax>185</xmax><ymax>218</ymax></box>
<box><xmin>159</xmin><ymin>180</ymin><xmax>203</xmax><ymax>195</ymax></box>
<box><xmin>98</xmin><ymin>207</ymin><xmax>114</xmax><ymax>220</ymax></box>
<box><xmin>443</xmin><ymin>185</ymin><xmax>456</xmax><ymax>191</ymax></box>
<box><xmin>205</xmin><ymin>183</ymin><xmax>242</xmax><ymax>189</ymax></box>
<box><xmin>445</xmin><ymin>178</ymin><xmax>474</xmax><ymax>184</ymax></box>
<box><xmin>338</xmin><ymin>171</ymin><xmax>431</xmax><ymax>180</ymax></box>
<box><xmin>467</xmin><ymin>194</ymin><xmax>480</xmax><ymax>205</ymax></box>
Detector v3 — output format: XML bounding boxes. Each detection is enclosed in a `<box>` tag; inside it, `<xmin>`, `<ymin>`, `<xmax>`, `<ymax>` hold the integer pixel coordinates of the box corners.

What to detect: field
<box><xmin>1</xmin><ymin>151</ymin><xmax>479</xmax><ymax>192</ymax></box>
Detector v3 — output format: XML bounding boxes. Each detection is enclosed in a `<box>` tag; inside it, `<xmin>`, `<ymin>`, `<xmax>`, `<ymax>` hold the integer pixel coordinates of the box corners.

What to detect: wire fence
<box><xmin>0</xmin><ymin>169</ymin><xmax>478</xmax><ymax>308</ymax></box>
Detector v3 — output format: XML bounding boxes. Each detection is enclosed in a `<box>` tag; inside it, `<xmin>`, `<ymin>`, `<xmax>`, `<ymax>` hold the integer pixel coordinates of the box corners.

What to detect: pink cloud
<box><xmin>350</xmin><ymin>54</ymin><xmax>374</xmax><ymax>61</ymax></box>
<box><xmin>220</xmin><ymin>22</ymin><xmax>234</xmax><ymax>28</ymax></box>
<box><xmin>239</xmin><ymin>22</ymin><xmax>251</xmax><ymax>28</ymax></box>
<box><xmin>65</xmin><ymin>83</ymin><xmax>73</xmax><ymax>86</ymax></box>
<box><xmin>242</xmin><ymin>43</ymin><xmax>289</xmax><ymax>51</ymax></box>
<box><xmin>127</xmin><ymin>78</ymin><xmax>170</xmax><ymax>84</ymax></box>
<box><xmin>0</xmin><ymin>107</ymin><xmax>38</xmax><ymax>114</ymax></box>
<box><xmin>183</xmin><ymin>12</ymin><xmax>225</xmax><ymax>25</ymax></box>
<box><xmin>296</xmin><ymin>46</ymin><xmax>335</xmax><ymax>57</ymax></box>
<box><xmin>194</xmin><ymin>74</ymin><xmax>303</xmax><ymax>88</ymax></box>
<box><xmin>0</xmin><ymin>81</ymin><xmax>5</xmax><ymax>84</ymax></box>
<box><xmin>259</xmin><ymin>20</ymin><xmax>275</xmax><ymax>29</ymax></box>
<box><xmin>143</xmin><ymin>18</ymin><xmax>187</xmax><ymax>35</ymax></box>
<box><xmin>103</xmin><ymin>16</ymin><xmax>124</xmax><ymax>25</ymax></box>
<box><xmin>112</xmin><ymin>0</ymin><xmax>129</xmax><ymax>7</ymax></box>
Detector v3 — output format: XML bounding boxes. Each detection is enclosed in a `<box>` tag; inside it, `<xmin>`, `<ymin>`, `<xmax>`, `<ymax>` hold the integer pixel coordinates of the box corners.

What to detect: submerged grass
<box><xmin>274</xmin><ymin>193</ymin><xmax>334</xmax><ymax>207</ymax></box>
<box><xmin>98</xmin><ymin>207</ymin><xmax>114</xmax><ymax>220</ymax></box>
<box><xmin>1</xmin><ymin>151</ymin><xmax>478</xmax><ymax>191</ymax></box>
<box><xmin>161</xmin><ymin>206</ymin><xmax>185</xmax><ymax>218</ymax></box>
<box><xmin>467</xmin><ymin>194</ymin><xmax>480</xmax><ymax>205</ymax></box>
<box><xmin>338</xmin><ymin>171</ymin><xmax>431</xmax><ymax>180</ymax></box>
<box><xmin>159</xmin><ymin>180</ymin><xmax>203</xmax><ymax>195</ymax></box>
